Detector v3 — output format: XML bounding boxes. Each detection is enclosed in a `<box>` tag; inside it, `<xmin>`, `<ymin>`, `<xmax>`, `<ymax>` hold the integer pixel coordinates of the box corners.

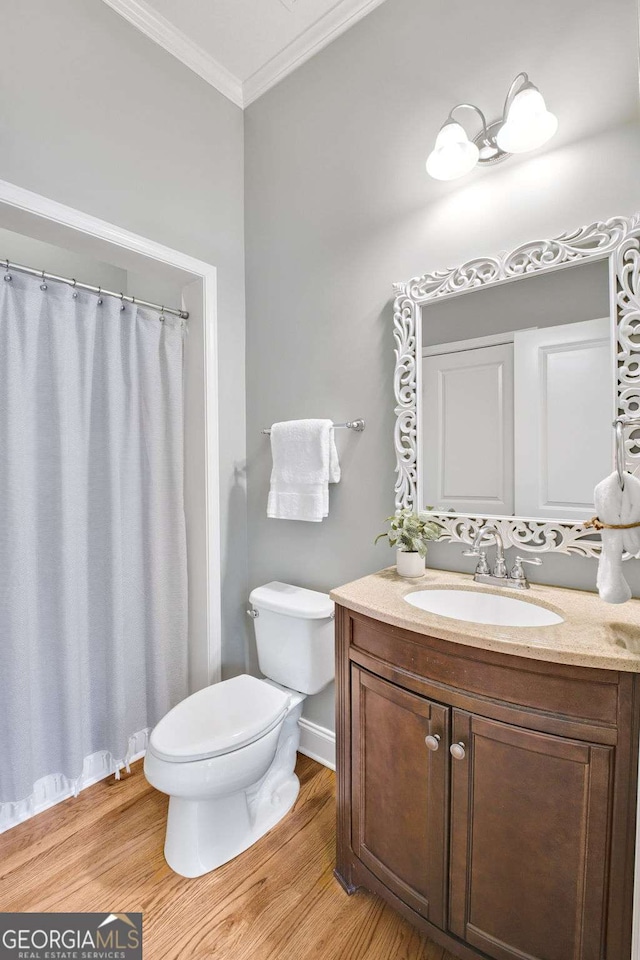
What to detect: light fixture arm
<box><xmin>447</xmin><ymin>102</ymin><xmax>490</xmax><ymax>141</ymax></box>
<box><xmin>426</xmin><ymin>71</ymin><xmax>557</xmax><ymax>181</ymax></box>
<box><xmin>502</xmin><ymin>72</ymin><xmax>531</xmax><ymax>118</ymax></box>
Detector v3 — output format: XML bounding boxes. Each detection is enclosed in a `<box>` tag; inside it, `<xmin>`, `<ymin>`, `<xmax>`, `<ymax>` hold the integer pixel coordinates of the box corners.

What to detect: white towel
<box><xmin>267</xmin><ymin>419</ymin><xmax>340</xmax><ymax>522</ymax></box>
<box><xmin>594</xmin><ymin>471</ymin><xmax>640</xmax><ymax>603</ymax></box>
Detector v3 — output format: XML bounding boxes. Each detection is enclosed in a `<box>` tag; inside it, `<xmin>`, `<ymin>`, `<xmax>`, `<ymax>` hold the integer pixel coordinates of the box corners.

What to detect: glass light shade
<box><xmin>496</xmin><ymin>87</ymin><xmax>558</xmax><ymax>154</ymax></box>
<box><xmin>426</xmin><ymin>121</ymin><xmax>480</xmax><ymax>181</ymax></box>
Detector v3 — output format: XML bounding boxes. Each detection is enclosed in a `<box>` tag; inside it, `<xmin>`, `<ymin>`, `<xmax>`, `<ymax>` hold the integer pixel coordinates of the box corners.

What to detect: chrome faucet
<box><xmin>463</xmin><ymin>523</ymin><xmax>542</xmax><ymax>590</ymax></box>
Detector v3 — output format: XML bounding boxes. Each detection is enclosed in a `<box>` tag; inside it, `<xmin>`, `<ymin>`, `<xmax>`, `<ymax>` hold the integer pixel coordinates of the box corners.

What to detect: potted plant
<box><xmin>375</xmin><ymin>509</ymin><xmax>443</xmax><ymax>578</ymax></box>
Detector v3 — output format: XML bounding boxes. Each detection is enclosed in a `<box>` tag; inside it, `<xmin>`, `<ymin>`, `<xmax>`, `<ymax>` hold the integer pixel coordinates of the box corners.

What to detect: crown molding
<box><xmin>101</xmin><ymin>0</ymin><xmax>389</xmax><ymax>109</ymax></box>
<box><xmin>100</xmin><ymin>0</ymin><xmax>244</xmax><ymax>108</ymax></box>
<box><xmin>243</xmin><ymin>0</ymin><xmax>389</xmax><ymax>106</ymax></box>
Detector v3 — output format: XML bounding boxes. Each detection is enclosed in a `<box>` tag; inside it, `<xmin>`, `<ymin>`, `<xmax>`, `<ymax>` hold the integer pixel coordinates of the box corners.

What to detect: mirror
<box><xmin>420</xmin><ymin>259</ymin><xmax>613</xmax><ymax>522</ymax></box>
<box><xmin>392</xmin><ymin>214</ymin><xmax>640</xmax><ymax>557</ymax></box>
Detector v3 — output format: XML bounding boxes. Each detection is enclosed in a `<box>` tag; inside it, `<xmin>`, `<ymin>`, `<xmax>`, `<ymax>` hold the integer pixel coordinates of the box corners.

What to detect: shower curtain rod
<box><xmin>2</xmin><ymin>258</ymin><xmax>189</xmax><ymax>320</ymax></box>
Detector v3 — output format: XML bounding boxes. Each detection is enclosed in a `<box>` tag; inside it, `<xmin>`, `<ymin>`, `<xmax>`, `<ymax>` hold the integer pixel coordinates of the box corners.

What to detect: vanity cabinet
<box><xmin>448</xmin><ymin>712</ymin><xmax>612</xmax><ymax>960</ymax></box>
<box><xmin>335</xmin><ymin>606</ymin><xmax>640</xmax><ymax>960</ymax></box>
<box><xmin>351</xmin><ymin>668</ymin><xmax>449</xmax><ymax>927</ymax></box>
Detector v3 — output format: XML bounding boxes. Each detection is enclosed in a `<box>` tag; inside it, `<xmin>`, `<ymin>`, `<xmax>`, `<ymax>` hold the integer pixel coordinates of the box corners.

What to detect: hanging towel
<box><xmin>267</xmin><ymin>419</ymin><xmax>340</xmax><ymax>522</ymax></box>
<box><xmin>594</xmin><ymin>471</ymin><xmax>640</xmax><ymax>603</ymax></box>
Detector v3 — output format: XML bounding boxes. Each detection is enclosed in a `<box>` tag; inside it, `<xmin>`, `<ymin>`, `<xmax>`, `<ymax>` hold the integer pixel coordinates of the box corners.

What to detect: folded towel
<box><xmin>594</xmin><ymin>471</ymin><xmax>640</xmax><ymax>603</ymax></box>
<box><xmin>267</xmin><ymin>419</ymin><xmax>340</xmax><ymax>522</ymax></box>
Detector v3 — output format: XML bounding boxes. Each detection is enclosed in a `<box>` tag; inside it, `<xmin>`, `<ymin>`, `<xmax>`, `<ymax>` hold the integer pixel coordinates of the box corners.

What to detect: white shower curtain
<box><xmin>0</xmin><ymin>271</ymin><xmax>188</xmax><ymax>816</ymax></box>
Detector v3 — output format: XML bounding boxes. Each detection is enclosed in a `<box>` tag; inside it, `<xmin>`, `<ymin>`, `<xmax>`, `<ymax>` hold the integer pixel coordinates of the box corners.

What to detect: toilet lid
<box><xmin>249</xmin><ymin>581</ymin><xmax>334</xmax><ymax>619</ymax></box>
<box><xmin>149</xmin><ymin>675</ymin><xmax>291</xmax><ymax>763</ymax></box>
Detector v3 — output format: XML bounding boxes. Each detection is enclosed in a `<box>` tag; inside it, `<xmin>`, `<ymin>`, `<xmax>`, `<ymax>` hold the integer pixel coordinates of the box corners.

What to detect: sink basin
<box><xmin>405</xmin><ymin>589</ymin><xmax>564</xmax><ymax>628</ymax></box>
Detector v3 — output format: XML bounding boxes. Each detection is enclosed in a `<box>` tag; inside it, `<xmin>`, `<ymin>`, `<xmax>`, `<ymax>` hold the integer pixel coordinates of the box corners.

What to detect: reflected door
<box><xmin>422</xmin><ymin>342</ymin><xmax>514</xmax><ymax>515</ymax></box>
<box><xmin>513</xmin><ymin>317</ymin><xmax>613</xmax><ymax>520</ymax></box>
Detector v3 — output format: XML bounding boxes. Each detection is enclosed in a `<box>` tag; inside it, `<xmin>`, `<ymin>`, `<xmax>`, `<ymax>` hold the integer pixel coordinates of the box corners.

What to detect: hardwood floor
<box><xmin>0</xmin><ymin>754</ymin><xmax>458</xmax><ymax>960</ymax></box>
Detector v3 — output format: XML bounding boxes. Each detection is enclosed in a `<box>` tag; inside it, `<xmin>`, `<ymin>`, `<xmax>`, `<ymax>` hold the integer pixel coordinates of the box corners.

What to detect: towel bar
<box><xmin>261</xmin><ymin>419</ymin><xmax>365</xmax><ymax>436</ymax></box>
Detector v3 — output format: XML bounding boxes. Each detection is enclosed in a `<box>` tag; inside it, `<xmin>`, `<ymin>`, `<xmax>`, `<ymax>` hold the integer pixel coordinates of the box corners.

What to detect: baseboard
<box><xmin>297</xmin><ymin>717</ymin><xmax>336</xmax><ymax>771</ymax></box>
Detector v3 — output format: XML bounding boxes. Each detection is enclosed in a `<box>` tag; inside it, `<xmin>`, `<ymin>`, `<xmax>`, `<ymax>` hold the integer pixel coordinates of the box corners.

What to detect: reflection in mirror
<box><xmin>420</xmin><ymin>259</ymin><xmax>613</xmax><ymax>522</ymax></box>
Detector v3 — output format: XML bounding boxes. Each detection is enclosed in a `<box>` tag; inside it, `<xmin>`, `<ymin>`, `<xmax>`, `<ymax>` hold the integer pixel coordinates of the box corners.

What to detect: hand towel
<box><xmin>594</xmin><ymin>471</ymin><xmax>640</xmax><ymax>603</ymax></box>
<box><xmin>267</xmin><ymin>419</ymin><xmax>340</xmax><ymax>522</ymax></box>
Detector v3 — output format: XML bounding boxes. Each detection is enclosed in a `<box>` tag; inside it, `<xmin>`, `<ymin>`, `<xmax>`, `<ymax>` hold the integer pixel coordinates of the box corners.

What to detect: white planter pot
<box><xmin>396</xmin><ymin>549</ymin><xmax>425</xmax><ymax>579</ymax></box>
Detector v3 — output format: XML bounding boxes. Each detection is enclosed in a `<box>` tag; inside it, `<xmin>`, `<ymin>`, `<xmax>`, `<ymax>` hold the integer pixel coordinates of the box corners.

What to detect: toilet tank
<box><xmin>248</xmin><ymin>582</ymin><xmax>335</xmax><ymax>695</ymax></box>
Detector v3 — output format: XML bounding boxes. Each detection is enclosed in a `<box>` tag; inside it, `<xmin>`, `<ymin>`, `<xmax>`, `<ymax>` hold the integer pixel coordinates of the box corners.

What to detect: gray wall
<box><xmin>0</xmin><ymin>227</ymin><xmax>186</xmax><ymax>309</ymax></box>
<box><xmin>1</xmin><ymin>0</ymin><xmax>248</xmax><ymax>677</ymax></box>
<box><xmin>422</xmin><ymin>259</ymin><xmax>610</xmax><ymax>346</ymax></box>
<box><xmin>245</xmin><ymin>0</ymin><xmax>640</xmax><ymax>729</ymax></box>
<box><xmin>0</xmin><ymin>228</ymin><xmax>128</xmax><ymax>293</ymax></box>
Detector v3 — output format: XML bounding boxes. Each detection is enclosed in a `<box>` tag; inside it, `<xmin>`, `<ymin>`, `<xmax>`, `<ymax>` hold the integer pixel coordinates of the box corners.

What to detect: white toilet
<box><xmin>144</xmin><ymin>581</ymin><xmax>335</xmax><ymax>878</ymax></box>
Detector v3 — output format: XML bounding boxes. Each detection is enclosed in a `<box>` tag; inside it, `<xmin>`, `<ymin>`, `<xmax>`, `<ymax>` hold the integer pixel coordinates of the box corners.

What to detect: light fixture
<box><xmin>496</xmin><ymin>81</ymin><xmax>558</xmax><ymax>154</ymax></box>
<box><xmin>425</xmin><ymin>120</ymin><xmax>479</xmax><ymax>181</ymax></box>
<box><xmin>426</xmin><ymin>73</ymin><xmax>558</xmax><ymax>181</ymax></box>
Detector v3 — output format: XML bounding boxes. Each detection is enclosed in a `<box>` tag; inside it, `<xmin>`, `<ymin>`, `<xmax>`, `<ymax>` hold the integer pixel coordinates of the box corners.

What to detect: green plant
<box><xmin>375</xmin><ymin>509</ymin><xmax>442</xmax><ymax>558</ymax></box>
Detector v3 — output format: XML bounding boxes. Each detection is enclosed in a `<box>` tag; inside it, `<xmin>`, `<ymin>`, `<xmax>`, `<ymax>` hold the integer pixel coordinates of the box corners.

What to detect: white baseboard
<box><xmin>297</xmin><ymin>717</ymin><xmax>336</xmax><ymax>771</ymax></box>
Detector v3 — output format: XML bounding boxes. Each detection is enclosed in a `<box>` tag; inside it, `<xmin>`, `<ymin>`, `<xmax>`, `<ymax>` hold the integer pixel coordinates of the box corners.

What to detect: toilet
<box><xmin>144</xmin><ymin>581</ymin><xmax>335</xmax><ymax>878</ymax></box>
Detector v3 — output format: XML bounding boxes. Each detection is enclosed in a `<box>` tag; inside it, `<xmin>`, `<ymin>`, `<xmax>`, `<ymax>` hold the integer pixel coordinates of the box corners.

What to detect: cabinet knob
<box><xmin>424</xmin><ymin>734</ymin><xmax>440</xmax><ymax>752</ymax></box>
<box><xmin>450</xmin><ymin>741</ymin><xmax>466</xmax><ymax>760</ymax></box>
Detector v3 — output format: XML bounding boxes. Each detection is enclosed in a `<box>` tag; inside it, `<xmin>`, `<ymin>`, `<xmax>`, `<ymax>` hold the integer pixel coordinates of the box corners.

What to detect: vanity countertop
<box><xmin>330</xmin><ymin>567</ymin><xmax>640</xmax><ymax>672</ymax></box>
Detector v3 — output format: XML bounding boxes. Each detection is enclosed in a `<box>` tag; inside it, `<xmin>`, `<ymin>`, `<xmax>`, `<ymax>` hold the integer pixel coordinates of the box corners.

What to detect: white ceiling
<box><xmin>101</xmin><ymin>0</ymin><xmax>640</xmax><ymax>126</ymax></box>
<box><xmin>101</xmin><ymin>0</ymin><xmax>389</xmax><ymax>107</ymax></box>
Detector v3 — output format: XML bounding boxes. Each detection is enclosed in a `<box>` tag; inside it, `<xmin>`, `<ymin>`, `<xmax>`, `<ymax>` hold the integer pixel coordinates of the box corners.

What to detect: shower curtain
<box><xmin>0</xmin><ymin>271</ymin><xmax>188</xmax><ymax>819</ymax></box>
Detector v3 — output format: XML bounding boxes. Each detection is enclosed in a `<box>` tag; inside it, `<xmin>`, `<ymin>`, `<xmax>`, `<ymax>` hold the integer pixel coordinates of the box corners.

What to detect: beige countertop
<box><xmin>330</xmin><ymin>567</ymin><xmax>640</xmax><ymax>672</ymax></box>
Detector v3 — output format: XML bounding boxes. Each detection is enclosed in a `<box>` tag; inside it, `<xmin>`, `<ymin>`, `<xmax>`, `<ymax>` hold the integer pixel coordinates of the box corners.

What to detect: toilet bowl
<box><xmin>144</xmin><ymin>582</ymin><xmax>334</xmax><ymax>877</ymax></box>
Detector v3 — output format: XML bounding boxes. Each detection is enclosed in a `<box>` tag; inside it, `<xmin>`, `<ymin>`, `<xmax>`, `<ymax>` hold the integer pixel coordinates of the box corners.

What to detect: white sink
<box><xmin>405</xmin><ymin>589</ymin><xmax>564</xmax><ymax>628</ymax></box>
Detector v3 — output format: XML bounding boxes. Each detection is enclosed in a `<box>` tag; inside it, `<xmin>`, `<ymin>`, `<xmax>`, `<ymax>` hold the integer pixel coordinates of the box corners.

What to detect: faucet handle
<box><xmin>511</xmin><ymin>555</ymin><xmax>543</xmax><ymax>580</ymax></box>
<box><xmin>464</xmin><ymin>548</ymin><xmax>490</xmax><ymax>576</ymax></box>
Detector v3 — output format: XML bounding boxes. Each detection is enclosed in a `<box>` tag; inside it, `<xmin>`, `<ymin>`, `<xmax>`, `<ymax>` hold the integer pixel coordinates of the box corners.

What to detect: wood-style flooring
<box><xmin>0</xmin><ymin>754</ymin><xmax>458</xmax><ymax>959</ymax></box>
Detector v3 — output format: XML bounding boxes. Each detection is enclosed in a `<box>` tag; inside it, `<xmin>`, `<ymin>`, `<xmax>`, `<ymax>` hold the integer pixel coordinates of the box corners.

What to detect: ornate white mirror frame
<box><xmin>392</xmin><ymin>214</ymin><xmax>640</xmax><ymax>557</ymax></box>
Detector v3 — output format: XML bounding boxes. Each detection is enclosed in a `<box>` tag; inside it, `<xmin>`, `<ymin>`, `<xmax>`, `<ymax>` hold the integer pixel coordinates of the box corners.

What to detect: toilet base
<box><xmin>163</xmin><ymin>700</ymin><xmax>303</xmax><ymax>878</ymax></box>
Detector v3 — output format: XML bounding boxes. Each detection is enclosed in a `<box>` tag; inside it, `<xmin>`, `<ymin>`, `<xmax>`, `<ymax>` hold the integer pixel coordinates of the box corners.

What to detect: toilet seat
<box><xmin>149</xmin><ymin>674</ymin><xmax>291</xmax><ymax>763</ymax></box>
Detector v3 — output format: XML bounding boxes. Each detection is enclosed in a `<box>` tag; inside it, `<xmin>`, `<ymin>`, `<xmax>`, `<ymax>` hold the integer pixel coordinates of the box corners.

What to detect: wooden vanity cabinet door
<box><xmin>351</xmin><ymin>666</ymin><xmax>449</xmax><ymax>928</ymax></box>
<box><xmin>448</xmin><ymin>710</ymin><xmax>613</xmax><ymax>960</ymax></box>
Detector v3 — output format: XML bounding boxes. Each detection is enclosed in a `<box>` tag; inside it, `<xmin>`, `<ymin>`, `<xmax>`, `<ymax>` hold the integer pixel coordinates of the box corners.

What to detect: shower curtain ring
<box><xmin>160</xmin><ymin>306</ymin><xmax>166</xmax><ymax>323</ymax></box>
<box><xmin>3</xmin><ymin>259</ymin><xmax>11</xmax><ymax>282</ymax></box>
<box><xmin>120</xmin><ymin>292</ymin><xmax>126</xmax><ymax>312</ymax></box>
<box><xmin>40</xmin><ymin>270</ymin><xmax>47</xmax><ymax>291</ymax></box>
<box><xmin>97</xmin><ymin>286</ymin><xmax>103</xmax><ymax>305</ymax></box>
<box><xmin>71</xmin><ymin>279</ymin><xmax>78</xmax><ymax>299</ymax></box>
